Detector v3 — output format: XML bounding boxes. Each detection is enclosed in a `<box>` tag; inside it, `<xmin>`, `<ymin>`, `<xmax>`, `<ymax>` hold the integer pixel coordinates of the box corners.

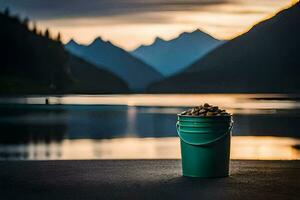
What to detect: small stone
<box><xmin>199</xmin><ymin>109</ymin><xmax>206</xmax><ymax>114</ymax></box>
<box><xmin>203</xmin><ymin>107</ymin><xmax>210</xmax><ymax>111</ymax></box>
<box><xmin>206</xmin><ymin>111</ymin><xmax>214</xmax><ymax>116</ymax></box>
<box><xmin>211</xmin><ymin>106</ymin><xmax>218</xmax><ymax>111</ymax></box>
<box><xmin>220</xmin><ymin>111</ymin><xmax>228</xmax><ymax>115</ymax></box>
<box><xmin>204</xmin><ymin>103</ymin><xmax>210</xmax><ymax>108</ymax></box>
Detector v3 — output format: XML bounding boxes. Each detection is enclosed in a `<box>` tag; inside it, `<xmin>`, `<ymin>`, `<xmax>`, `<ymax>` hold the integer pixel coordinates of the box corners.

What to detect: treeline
<box><xmin>0</xmin><ymin>7</ymin><xmax>70</xmax><ymax>93</ymax></box>
<box><xmin>0</xmin><ymin>8</ymin><xmax>129</xmax><ymax>94</ymax></box>
<box><xmin>3</xmin><ymin>8</ymin><xmax>61</xmax><ymax>41</ymax></box>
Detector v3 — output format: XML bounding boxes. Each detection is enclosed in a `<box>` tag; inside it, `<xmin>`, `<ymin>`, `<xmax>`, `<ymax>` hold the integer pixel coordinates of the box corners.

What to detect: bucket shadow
<box><xmin>155</xmin><ymin>175</ymin><xmax>234</xmax><ymax>199</ymax></box>
<box><xmin>168</xmin><ymin>175</ymin><xmax>230</xmax><ymax>185</ymax></box>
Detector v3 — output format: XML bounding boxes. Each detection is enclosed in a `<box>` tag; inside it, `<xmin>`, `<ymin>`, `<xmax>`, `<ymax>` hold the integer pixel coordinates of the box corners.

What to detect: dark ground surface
<box><xmin>0</xmin><ymin>160</ymin><xmax>299</xmax><ymax>200</ymax></box>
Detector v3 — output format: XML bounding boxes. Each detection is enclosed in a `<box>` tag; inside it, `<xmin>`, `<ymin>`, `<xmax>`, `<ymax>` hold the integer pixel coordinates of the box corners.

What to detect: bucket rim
<box><xmin>177</xmin><ymin>129</ymin><xmax>228</xmax><ymax>134</ymax></box>
<box><xmin>177</xmin><ymin>114</ymin><xmax>232</xmax><ymax>118</ymax></box>
<box><xmin>177</xmin><ymin>124</ymin><xmax>231</xmax><ymax>129</ymax></box>
<box><xmin>177</xmin><ymin>120</ymin><xmax>232</xmax><ymax>124</ymax></box>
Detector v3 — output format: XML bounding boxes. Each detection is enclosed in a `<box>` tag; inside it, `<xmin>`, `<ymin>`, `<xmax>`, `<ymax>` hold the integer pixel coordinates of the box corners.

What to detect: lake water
<box><xmin>0</xmin><ymin>94</ymin><xmax>300</xmax><ymax>160</ymax></box>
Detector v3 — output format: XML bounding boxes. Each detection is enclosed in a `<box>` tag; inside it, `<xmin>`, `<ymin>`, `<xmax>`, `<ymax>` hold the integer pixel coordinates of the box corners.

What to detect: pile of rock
<box><xmin>180</xmin><ymin>103</ymin><xmax>229</xmax><ymax>116</ymax></box>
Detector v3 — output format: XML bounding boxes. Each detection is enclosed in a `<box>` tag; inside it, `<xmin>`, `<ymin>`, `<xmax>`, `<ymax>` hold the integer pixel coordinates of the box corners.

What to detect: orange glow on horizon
<box><xmin>21</xmin><ymin>0</ymin><xmax>295</xmax><ymax>50</ymax></box>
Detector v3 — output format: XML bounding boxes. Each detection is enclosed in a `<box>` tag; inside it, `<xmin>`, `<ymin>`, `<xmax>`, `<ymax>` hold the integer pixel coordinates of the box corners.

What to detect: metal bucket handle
<box><xmin>176</xmin><ymin>121</ymin><xmax>233</xmax><ymax>146</ymax></box>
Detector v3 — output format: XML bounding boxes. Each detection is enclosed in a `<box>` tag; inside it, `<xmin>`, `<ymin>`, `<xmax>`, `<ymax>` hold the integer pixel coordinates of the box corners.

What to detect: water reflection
<box><xmin>0</xmin><ymin>94</ymin><xmax>300</xmax><ymax>160</ymax></box>
<box><xmin>0</xmin><ymin>137</ymin><xmax>299</xmax><ymax>160</ymax></box>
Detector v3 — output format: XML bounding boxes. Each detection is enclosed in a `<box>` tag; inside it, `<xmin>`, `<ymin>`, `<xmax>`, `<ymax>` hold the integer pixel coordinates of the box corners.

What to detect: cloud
<box><xmin>0</xmin><ymin>0</ymin><xmax>290</xmax><ymax>50</ymax></box>
<box><xmin>0</xmin><ymin>0</ymin><xmax>229</xmax><ymax>20</ymax></box>
<box><xmin>0</xmin><ymin>0</ymin><xmax>276</xmax><ymax>26</ymax></box>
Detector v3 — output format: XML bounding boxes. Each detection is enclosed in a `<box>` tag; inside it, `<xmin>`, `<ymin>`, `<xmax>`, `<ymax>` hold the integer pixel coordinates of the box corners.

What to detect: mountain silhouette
<box><xmin>131</xmin><ymin>29</ymin><xmax>224</xmax><ymax>76</ymax></box>
<box><xmin>65</xmin><ymin>38</ymin><xmax>162</xmax><ymax>92</ymax></box>
<box><xmin>148</xmin><ymin>3</ymin><xmax>300</xmax><ymax>93</ymax></box>
<box><xmin>0</xmin><ymin>10</ymin><xmax>128</xmax><ymax>94</ymax></box>
<box><xmin>65</xmin><ymin>56</ymin><xmax>129</xmax><ymax>93</ymax></box>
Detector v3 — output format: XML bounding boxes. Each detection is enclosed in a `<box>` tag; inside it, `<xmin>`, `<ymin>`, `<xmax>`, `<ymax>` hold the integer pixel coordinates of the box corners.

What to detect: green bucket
<box><xmin>177</xmin><ymin>114</ymin><xmax>233</xmax><ymax>178</ymax></box>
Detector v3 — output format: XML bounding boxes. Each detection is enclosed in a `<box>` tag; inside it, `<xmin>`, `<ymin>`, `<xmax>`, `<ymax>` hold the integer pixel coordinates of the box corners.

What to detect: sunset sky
<box><xmin>0</xmin><ymin>0</ymin><xmax>297</xmax><ymax>50</ymax></box>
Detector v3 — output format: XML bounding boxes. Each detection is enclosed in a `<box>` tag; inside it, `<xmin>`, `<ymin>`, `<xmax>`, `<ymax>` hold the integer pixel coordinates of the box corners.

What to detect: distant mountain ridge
<box><xmin>148</xmin><ymin>3</ymin><xmax>300</xmax><ymax>93</ymax></box>
<box><xmin>131</xmin><ymin>29</ymin><xmax>224</xmax><ymax>76</ymax></box>
<box><xmin>65</xmin><ymin>38</ymin><xmax>162</xmax><ymax>92</ymax></box>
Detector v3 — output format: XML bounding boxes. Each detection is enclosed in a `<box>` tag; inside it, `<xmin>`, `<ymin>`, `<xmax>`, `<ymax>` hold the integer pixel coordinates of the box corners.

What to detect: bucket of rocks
<box><xmin>176</xmin><ymin>103</ymin><xmax>233</xmax><ymax>178</ymax></box>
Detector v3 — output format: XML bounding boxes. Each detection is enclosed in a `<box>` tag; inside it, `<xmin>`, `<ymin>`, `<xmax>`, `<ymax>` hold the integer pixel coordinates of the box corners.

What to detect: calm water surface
<box><xmin>0</xmin><ymin>94</ymin><xmax>300</xmax><ymax>160</ymax></box>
